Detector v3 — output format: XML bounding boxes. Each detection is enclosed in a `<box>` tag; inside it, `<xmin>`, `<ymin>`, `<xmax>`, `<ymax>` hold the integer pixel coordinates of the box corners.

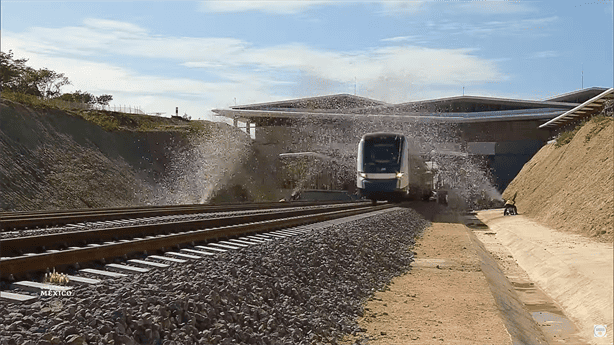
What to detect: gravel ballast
<box><xmin>0</xmin><ymin>208</ymin><xmax>428</xmax><ymax>345</ymax></box>
<box><xmin>0</xmin><ymin>204</ymin><xmax>348</xmax><ymax>240</ymax></box>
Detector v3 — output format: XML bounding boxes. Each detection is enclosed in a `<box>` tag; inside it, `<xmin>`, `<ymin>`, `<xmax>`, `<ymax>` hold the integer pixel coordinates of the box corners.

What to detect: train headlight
<box><xmin>396</xmin><ymin>172</ymin><xmax>404</xmax><ymax>179</ymax></box>
<box><xmin>359</xmin><ymin>172</ymin><xmax>367</xmax><ymax>178</ymax></box>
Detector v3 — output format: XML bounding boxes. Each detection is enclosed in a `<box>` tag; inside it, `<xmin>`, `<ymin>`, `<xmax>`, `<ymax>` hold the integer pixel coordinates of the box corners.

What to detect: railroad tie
<box><xmin>0</xmin><ymin>291</ymin><xmax>37</xmax><ymax>303</ymax></box>
<box><xmin>127</xmin><ymin>259</ymin><xmax>170</xmax><ymax>268</ymax></box>
<box><xmin>12</xmin><ymin>281</ymin><xmax>73</xmax><ymax>294</ymax></box>
<box><xmin>147</xmin><ymin>255</ymin><xmax>187</xmax><ymax>263</ymax></box>
<box><xmin>195</xmin><ymin>245</ymin><xmax>227</xmax><ymax>253</ymax></box>
<box><xmin>180</xmin><ymin>248</ymin><xmax>216</xmax><ymax>256</ymax></box>
<box><xmin>207</xmin><ymin>243</ymin><xmax>240</xmax><ymax>250</ymax></box>
<box><xmin>219</xmin><ymin>240</ymin><xmax>249</xmax><ymax>248</ymax></box>
<box><xmin>165</xmin><ymin>252</ymin><xmax>203</xmax><ymax>260</ymax></box>
<box><xmin>79</xmin><ymin>268</ymin><xmax>128</xmax><ymax>278</ymax></box>
<box><xmin>106</xmin><ymin>263</ymin><xmax>150</xmax><ymax>274</ymax></box>
<box><xmin>228</xmin><ymin>238</ymin><xmax>261</xmax><ymax>245</ymax></box>
<box><xmin>66</xmin><ymin>275</ymin><xmax>102</xmax><ymax>285</ymax></box>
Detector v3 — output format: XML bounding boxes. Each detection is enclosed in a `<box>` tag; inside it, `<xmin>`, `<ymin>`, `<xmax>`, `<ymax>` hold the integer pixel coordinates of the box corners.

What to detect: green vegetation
<box><xmin>555</xmin><ymin>114</ymin><xmax>613</xmax><ymax>148</ymax></box>
<box><xmin>1</xmin><ymin>50</ymin><xmax>112</xmax><ymax>104</ymax></box>
<box><xmin>1</xmin><ymin>51</ymin><xmax>70</xmax><ymax>98</ymax></box>
<box><xmin>2</xmin><ymin>89</ymin><xmax>208</xmax><ymax>133</ymax></box>
<box><xmin>555</xmin><ymin>122</ymin><xmax>583</xmax><ymax>147</ymax></box>
<box><xmin>57</xmin><ymin>90</ymin><xmax>113</xmax><ymax>106</ymax></box>
<box><xmin>1</xmin><ymin>50</ymin><xmax>209</xmax><ymax>134</ymax></box>
<box><xmin>584</xmin><ymin>115</ymin><xmax>612</xmax><ymax>143</ymax></box>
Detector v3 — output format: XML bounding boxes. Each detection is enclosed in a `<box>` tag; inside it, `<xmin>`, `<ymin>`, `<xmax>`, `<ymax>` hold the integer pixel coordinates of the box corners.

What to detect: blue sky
<box><xmin>1</xmin><ymin>1</ymin><xmax>612</xmax><ymax>120</ymax></box>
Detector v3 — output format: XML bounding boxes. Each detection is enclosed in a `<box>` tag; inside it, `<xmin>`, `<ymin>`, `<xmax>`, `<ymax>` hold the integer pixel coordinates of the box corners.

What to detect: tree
<box><xmin>1</xmin><ymin>50</ymin><xmax>28</xmax><ymax>91</ymax></box>
<box><xmin>1</xmin><ymin>50</ymin><xmax>38</xmax><ymax>94</ymax></box>
<box><xmin>57</xmin><ymin>90</ymin><xmax>96</xmax><ymax>104</ymax></box>
<box><xmin>96</xmin><ymin>94</ymin><xmax>113</xmax><ymax>106</ymax></box>
<box><xmin>11</xmin><ymin>67</ymin><xmax>43</xmax><ymax>96</ymax></box>
<box><xmin>35</xmin><ymin>68</ymin><xmax>71</xmax><ymax>98</ymax></box>
<box><xmin>1</xmin><ymin>50</ymin><xmax>71</xmax><ymax>97</ymax></box>
<box><xmin>1</xmin><ymin>51</ymin><xmax>113</xmax><ymax>108</ymax></box>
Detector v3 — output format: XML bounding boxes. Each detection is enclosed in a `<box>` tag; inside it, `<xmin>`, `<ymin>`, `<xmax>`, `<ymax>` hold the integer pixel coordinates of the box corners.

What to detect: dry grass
<box><xmin>44</xmin><ymin>268</ymin><xmax>70</xmax><ymax>286</ymax></box>
<box><xmin>1</xmin><ymin>91</ymin><xmax>211</xmax><ymax>134</ymax></box>
<box><xmin>555</xmin><ymin>115</ymin><xmax>613</xmax><ymax>148</ymax></box>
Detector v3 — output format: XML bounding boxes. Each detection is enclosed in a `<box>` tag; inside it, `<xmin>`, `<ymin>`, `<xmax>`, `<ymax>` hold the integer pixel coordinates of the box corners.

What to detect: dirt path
<box><xmin>476</xmin><ymin>210</ymin><xmax>613</xmax><ymax>344</ymax></box>
<box><xmin>344</xmin><ymin>211</ymin><xmax>520</xmax><ymax>344</ymax></box>
<box><xmin>342</xmin><ymin>205</ymin><xmax>612</xmax><ymax>344</ymax></box>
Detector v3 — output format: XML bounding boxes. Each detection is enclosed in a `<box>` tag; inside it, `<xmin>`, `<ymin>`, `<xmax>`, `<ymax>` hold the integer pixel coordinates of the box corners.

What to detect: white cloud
<box><xmin>381</xmin><ymin>35</ymin><xmax>421</xmax><ymax>43</ymax></box>
<box><xmin>199</xmin><ymin>0</ymin><xmax>535</xmax><ymax>15</ymax></box>
<box><xmin>530</xmin><ymin>50</ymin><xmax>559</xmax><ymax>59</ymax></box>
<box><xmin>4</xmin><ymin>18</ymin><xmax>246</xmax><ymax>61</ymax></box>
<box><xmin>454</xmin><ymin>1</ymin><xmax>536</xmax><ymax>15</ymax></box>
<box><xmin>3</xmin><ymin>35</ymin><xmax>281</xmax><ymax>119</ymax></box>
<box><xmin>377</xmin><ymin>0</ymin><xmax>536</xmax><ymax>16</ymax></box>
<box><xmin>379</xmin><ymin>16</ymin><xmax>559</xmax><ymax>51</ymax></box>
<box><xmin>84</xmin><ymin>18</ymin><xmax>148</xmax><ymax>35</ymax></box>
<box><xmin>4</xmin><ymin>19</ymin><xmax>503</xmax><ymax>86</ymax></box>
<box><xmin>198</xmin><ymin>0</ymin><xmax>332</xmax><ymax>14</ymax></box>
<box><xmin>233</xmin><ymin>44</ymin><xmax>502</xmax><ymax>86</ymax></box>
<box><xmin>2</xmin><ymin>18</ymin><xmax>505</xmax><ymax>118</ymax></box>
<box><xmin>378</xmin><ymin>0</ymin><xmax>428</xmax><ymax>15</ymax></box>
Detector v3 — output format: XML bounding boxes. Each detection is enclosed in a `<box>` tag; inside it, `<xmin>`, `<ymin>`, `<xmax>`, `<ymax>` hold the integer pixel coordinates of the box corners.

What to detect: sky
<box><xmin>1</xmin><ymin>0</ymin><xmax>613</xmax><ymax>121</ymax></box>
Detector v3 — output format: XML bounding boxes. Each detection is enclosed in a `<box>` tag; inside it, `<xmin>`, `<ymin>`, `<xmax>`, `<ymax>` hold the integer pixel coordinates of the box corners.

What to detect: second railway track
<box><xmin>0</xmin><ymin>200</ymin><xmax>352</xmax><ymax>231</ymax></box>
<box><xmin>0</xmin><ymin>202</ymin><xmax>391</xmax><ymax>280</ymax></box>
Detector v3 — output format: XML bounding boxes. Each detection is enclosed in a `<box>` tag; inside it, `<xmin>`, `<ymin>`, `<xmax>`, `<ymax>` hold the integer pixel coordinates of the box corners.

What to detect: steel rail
<box><xmin>1</xmin><ymin>203</ymin><xmax>368</xmax><ymax>256</ymax></box>
<box><xmin>0</xmin><ymin>201</ymin><xmax>335</xmax><ymax>218</ymax></box>
<box><xmin>0</xmin><ymin>201</ymin><xmax>354</xmax><ymax>231</ymax></box>
<box><xmin>0</xmin><ymin>204</ymin><xmax>392</xmax><ymax>278</ymax></box>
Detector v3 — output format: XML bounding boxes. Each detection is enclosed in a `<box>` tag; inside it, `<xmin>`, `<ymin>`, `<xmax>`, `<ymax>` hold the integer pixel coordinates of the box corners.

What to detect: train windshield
<box><xmin>360</xmin><ymin>136</ymin><xmax>404</xmax><ymax>173</ymax></box>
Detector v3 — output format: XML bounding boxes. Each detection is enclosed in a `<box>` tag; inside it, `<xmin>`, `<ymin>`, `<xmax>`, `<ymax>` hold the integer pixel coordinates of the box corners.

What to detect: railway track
<box><xmin>0</xmin><ymin>200</ymin><xmax>351</xmax><ymax>231</ymax></box>
<box><xmin>1</xmin><ymin>201</ymin><xmax>392</xmax><ymax>301</ymax></box>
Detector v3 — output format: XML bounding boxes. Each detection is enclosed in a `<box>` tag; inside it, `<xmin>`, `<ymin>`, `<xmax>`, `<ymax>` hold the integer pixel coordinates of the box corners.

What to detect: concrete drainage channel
<box><xmin>1</xmin><ymin>206</ymin><xmax>398</xmax><ymax>304</ymax></box>
<box><xmin>465</xmin><ymin>216</ymin><xmax>588</xmax><ymax>345</ymax></box>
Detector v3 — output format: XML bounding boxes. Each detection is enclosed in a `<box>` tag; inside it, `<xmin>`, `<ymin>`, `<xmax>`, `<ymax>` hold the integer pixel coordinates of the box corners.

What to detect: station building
<box><xmin>213</xmin><ymin>87</ymin><xmax>613</xmax><ymax>192</ymax></box>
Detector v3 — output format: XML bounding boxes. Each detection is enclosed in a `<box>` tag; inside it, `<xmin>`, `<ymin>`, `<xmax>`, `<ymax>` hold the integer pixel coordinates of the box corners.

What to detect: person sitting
<box><xmin>504</xmin><ymin>192</ymin><xmax>518</xmax><ymax>215</ymax></box>
<box><xmin>504</xmin><ymin>199</ymin><xmax>517</xmax><ymax>215</ymax></box>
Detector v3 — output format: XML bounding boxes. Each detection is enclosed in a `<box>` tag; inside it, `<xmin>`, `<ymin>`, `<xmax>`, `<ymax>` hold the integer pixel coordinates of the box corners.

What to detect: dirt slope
<box><xmin>0</xmin><ymin>98</ymin><xmax>252</xmax><ymax>211</ymax></box>
<box><xmin>502</xmin><ymin>116</ymin><xmax>613</xmax><ymax>242</ymax></box>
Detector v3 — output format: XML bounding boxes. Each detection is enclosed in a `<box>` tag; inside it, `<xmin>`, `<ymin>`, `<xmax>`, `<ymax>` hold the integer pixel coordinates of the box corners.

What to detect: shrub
<box><xmin>555</xmin><ymin>122</ymin><xmax>583</xmax><ymax>147</ymax></box>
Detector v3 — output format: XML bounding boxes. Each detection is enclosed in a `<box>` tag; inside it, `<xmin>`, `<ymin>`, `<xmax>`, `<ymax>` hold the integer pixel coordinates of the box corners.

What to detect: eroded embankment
<box><xmin>503</xmin><ymin>116</ymin><xmax>613</xmax><ymax>242</ymax></box>
<box><xmin>0</xmin><ymin>99</ymin><xmax>252</xmax><ymax>211</ymax></box>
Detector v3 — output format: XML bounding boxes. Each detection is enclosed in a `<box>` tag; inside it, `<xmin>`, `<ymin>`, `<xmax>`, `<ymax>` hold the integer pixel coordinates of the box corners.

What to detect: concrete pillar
<box><xmin>233</xmin><ymin>118</ymin><xmax>238</xmax><ymax>127</ymax></box>
<box><xmin>246</xmin><ymin>121</ymin><xmax>250</xmax><ymax>135</ymax></box>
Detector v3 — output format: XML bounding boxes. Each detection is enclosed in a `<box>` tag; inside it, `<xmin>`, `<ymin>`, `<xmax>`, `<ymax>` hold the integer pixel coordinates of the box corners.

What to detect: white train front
<box><xmin>356</xmin><ymin>132</ymin><xmax>432</xmax><ymax>202</ymax></box>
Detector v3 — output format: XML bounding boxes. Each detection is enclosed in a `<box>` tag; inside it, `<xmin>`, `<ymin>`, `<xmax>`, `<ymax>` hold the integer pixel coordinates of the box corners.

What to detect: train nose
<box><xmin>361</xmin><ymin>179</ymin><xmax>398</xmax><ymax>192</ymax></box>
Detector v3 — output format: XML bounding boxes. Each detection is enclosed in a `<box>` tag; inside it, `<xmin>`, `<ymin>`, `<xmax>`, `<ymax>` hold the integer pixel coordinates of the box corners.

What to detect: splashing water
<box><xmin>280</xmin><ymin>109</ymin><xmax>502</xmax><ymax>209</ymax></box>
<box><xmin>146</xmin><ymin>97</ymin><xmax>504</xmax><ymax>208</ymax></box>
<box><xmin>152</xmin><ymin>126</ymin><xmax>250</xmax><ymax>204</ymax></box>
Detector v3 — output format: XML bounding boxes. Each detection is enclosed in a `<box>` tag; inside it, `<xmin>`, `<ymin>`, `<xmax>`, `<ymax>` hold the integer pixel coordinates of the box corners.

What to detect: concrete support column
<box><xmin>233</xmin><ymin>118</ymin><xmax>238</xmax><ymax>127</ymax></box>
<box><xmin>246</xmin><ymin>121</ymin><xmax>250</xmax><ymax>135</ymax></box>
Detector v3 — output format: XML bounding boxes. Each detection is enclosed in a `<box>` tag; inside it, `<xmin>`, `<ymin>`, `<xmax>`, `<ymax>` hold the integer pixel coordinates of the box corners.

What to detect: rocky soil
<box><xmin>0</xmin><ymin>98</ymin><xmax>261</xmax><ymax>211</ymax></box>
<box><xmin>503</xmin><ymin>115</ymin><xmax>613</xmax><ymax>242</ymax></box>
<box><xmin>0</xmin><ymin>208</ymin><xmax>428</xmax><ymax>345</ymax></box>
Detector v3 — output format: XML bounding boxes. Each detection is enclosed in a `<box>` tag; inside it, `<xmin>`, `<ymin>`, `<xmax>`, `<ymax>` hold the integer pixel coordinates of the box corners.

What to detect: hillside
<box><xmin>502</xmin><ymin>115</ymin><xmax>613</xmax><ymax>242</ymax></box>
<box><xmin>0</xmin><ymin>98</ymin><xmax>259</xmax><ymax>211</ymax></box>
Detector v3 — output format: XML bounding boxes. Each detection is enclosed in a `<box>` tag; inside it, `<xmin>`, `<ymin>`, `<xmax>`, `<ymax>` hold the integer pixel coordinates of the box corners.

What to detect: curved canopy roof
<box><xmin>214</xmin><ymin>87</ymin><xmax>611</xmax><ymax>127</ymax></box>
<box><xmin>538</xmin><ymin>88</ymin><xmax>613</xmax><ymax>129</ymax></box>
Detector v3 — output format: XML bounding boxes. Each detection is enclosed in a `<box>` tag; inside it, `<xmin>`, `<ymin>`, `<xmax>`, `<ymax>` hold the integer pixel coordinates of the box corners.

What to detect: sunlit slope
<box><xmin>0</xmin><ymin>98</ymin><xmax>252</xmax><ymax>211</ymax></box>
<box><xmin>503</xmin><ymin>116</ymin><xmax>613</xmax><ymax>242</ymax></box>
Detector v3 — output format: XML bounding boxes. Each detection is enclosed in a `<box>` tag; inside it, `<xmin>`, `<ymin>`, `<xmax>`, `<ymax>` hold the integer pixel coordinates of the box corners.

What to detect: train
<box><xmin>356</xmin><ymin>132</ymin><xmax>433</xmax><ymax>203</ymax></box>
